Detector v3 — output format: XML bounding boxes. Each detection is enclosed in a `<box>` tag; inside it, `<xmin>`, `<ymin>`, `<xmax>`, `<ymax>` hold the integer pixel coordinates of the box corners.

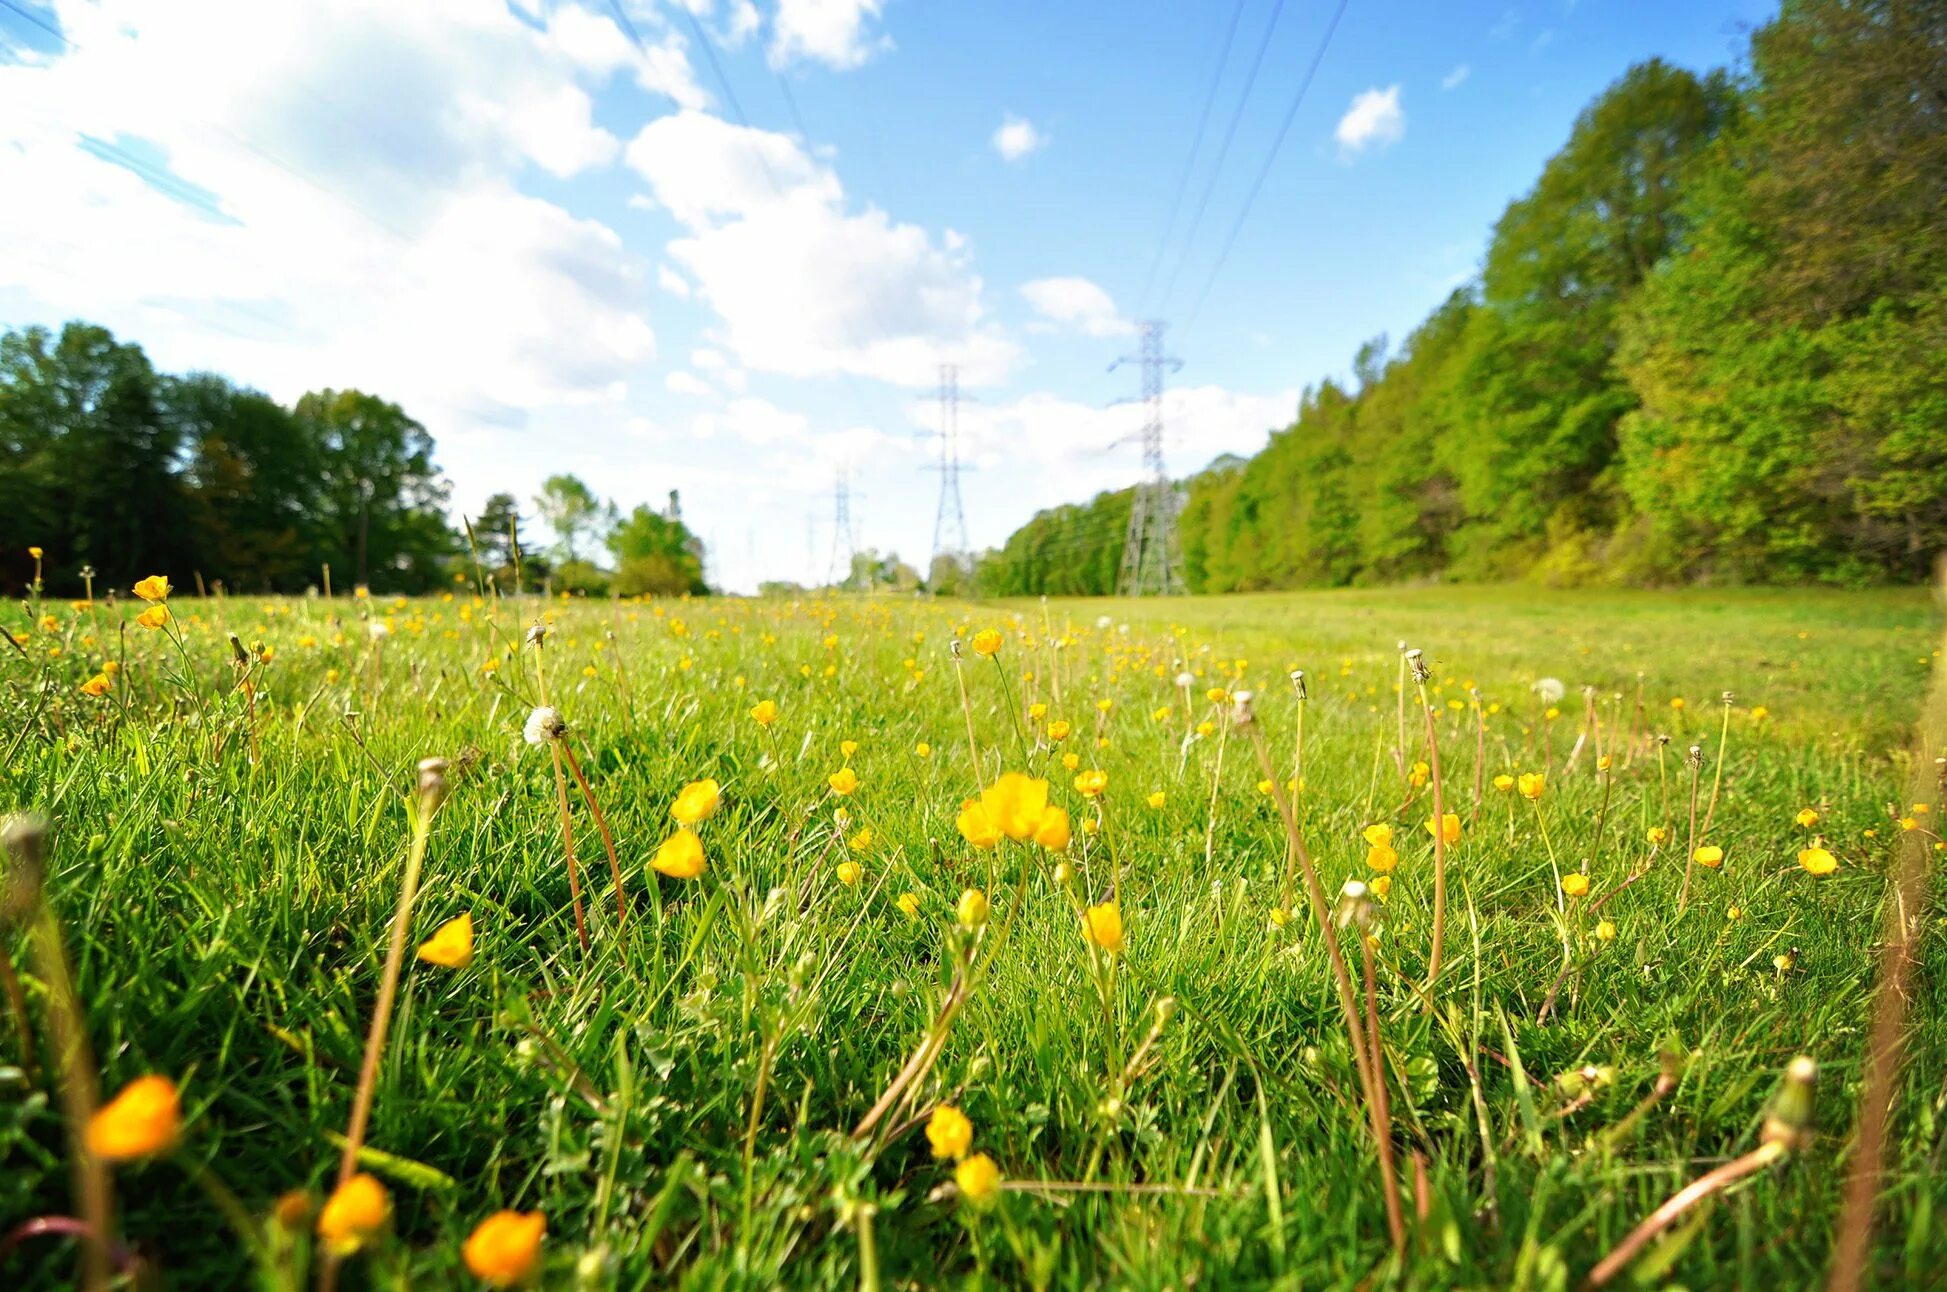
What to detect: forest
<box><xmin>978</xmin><ymin>0</ymin><xmax>1947</xmax><ymax>595</ymax></box>
<box><xmin>0</xmin><ymin>326</ymin><xmax>706</xmax><ymax>598</ymax></box>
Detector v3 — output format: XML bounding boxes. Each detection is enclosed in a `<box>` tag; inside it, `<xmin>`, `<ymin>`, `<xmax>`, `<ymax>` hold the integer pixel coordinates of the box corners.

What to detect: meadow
<box><xmin>1</xmin><ymin>578</ymin><xmax>1942</xmax><ymax>1289</ymax></box>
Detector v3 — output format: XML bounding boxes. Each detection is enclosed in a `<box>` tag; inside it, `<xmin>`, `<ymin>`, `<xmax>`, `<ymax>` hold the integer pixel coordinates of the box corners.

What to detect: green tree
<box><xmin>607</xmin><ymin>502</ymin><xmax>707</xmax><ymax>596</ymax></box>
<box><xmin>170</xmin><ymin>373</ymin><xmax>318</xmax><ymax>592</ymax></box>
<box><xmin>535</xmin><ymin>474</ymin><xmax>615</xmax><ymax>566</ymax></box>
<box><xmin>295</xmin><ymin>388</ymin><xmax>453</xmax><ymax>592</ymax></box>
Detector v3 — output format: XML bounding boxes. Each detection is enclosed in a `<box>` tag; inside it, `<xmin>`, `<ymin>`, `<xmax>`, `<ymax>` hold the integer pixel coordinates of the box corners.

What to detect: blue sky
<box><xmin>0</xmin><ymin>0</ymin><xmax>1773</xmax><ymax>590</ymax></box>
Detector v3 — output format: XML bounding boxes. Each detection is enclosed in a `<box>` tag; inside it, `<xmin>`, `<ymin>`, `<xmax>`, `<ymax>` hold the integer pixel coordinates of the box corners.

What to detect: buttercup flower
<box><xmin>1517</xmin><ymin>772</ymin><xmax>1545</xmax><ymax>801</ymax></box>
<box><xmin>1032</xmin><ymin>807</ymin><xmax>1071</xmax><ymax>851</ymax></box>
<box><xmin>1493</xmin><ymin>774</ymin><xmax>1515</xmax><ymax>792</ymax></box>
<box><xmin>925</xmin><ymin>1105</ymin><xmax>973</xmax><ymax>1160</ymax></box>
<box><xmin>1692</xmin><ymin>844</ymin><xmax>1724</xmax><ymax>869</ymax></box>
<box><xmin>835</xmin><ymin>859</ymin><xmax>862</xmax><ymax>886</ymax></box>
<box><xmin>671</xmin><ymin>778</ymin><xmax>722</xmax><ymax>825</ymax></box>
<box><xmin>1047</xmin><ymin>720</ymin><xmax>1071</xmax><ymax>742</ymax></box>
<box><xmin>1794</xmin><ymin>807</ymin><xmax>1819</xmax><ymax>828</ymax></box>
<box><xmin>749</xmin><ymin>699</ymin><xmax>778</xmax><ymax>726</ymax></box>
<box><xmin>970</xmin><ymin>629</ymin><xmax>1003</xmax><ymax>657</ymax></box>
<box><xmin>132</xmin><ymin>574</ymin><xmax>171</xmax><ymax>602</ymax></box>
<box><xmin>463</xmin><ymin>1210</ymin><xmax>546</xmax><ymax>1287</ymax></box>
<box><xmin>416</xmin><ymin>913</ymin><xmax>474</xmax><ymax>968</ymax></box>
<box><xmin>653</xmin><ymin>828</ymin><xmax>707</xmax><ymax>879</ymax></box>
<box><xmin>1647</xmin><ymin>825</ymin><xmax>1669</xmax><ymax>845</ymax></box>
<box><xmin>955</xmin><ymin>1153</ymin><xmax>1001</xmax><ymax>1206</ymax></box>
<box><xmin>136</xmin><ymin>604</ymin><xmax>169</xmax><ymax>631</ymax></box>
<box><xmin>1424</xmin><ymin>813</ymin><xmax>1461</xmax><ymax>845</ymax></box>
<box><xmin>896</xmin><ymin>892</ymin><xmax>922</xmax><ymax>917</ymax></box>
<box><xmin>1146</xmin><ymin>791</ymin><xmax>1166</xmax><ymax>809</ymax></box>
<box><xmin>1595</xmin><ymin>919</ymin><xmax>1616</xmax><ymax>941</ymax></box>
<box><xmin>317</xmin><ymin>1173</ymin><xmax>390</xmax><ymax>1253</ymax></box>
<box><xmin>980</xmin><ymin>773</ymin><xmax>1050</xmax><ymax>840</ymax></box>
<box><xmin>86</xmin><ymin>1075</ymin><xmax>181</xmax><ymax>1160</ymax></box>
<box><xmin>1798</xmin><ymin>842</ymin><xmax>1837</xmax><ymax>875</ymax></box>
<box><xmin>957</xmin><ymin>798</ymin><xmax>1003</xmax><ymax>849</ymax></box>
<box><xmin>1073</xmin><ymin>769</ymin><xmax>1108</xmax><ymax>798</ymax></box>
<box><xmin>956</xmin><ymin>888</ymin><xmax>990</xmax><ymax>928</ymax></box>
<box><xmin>80</xmin><ymin>673</ymin><xmax>111</xmax><ymax>697</ymax></box>
<box><xmin>1561</xmin><ymin>873</ymin><xmax>1589</xmax><ymax>898</ymax></box>
<box><xmin>828</xmin><ymin>767</ymin><xmax>860</xmax><ymax>796</ymax></box>
<box><xmin>1082</xmin><ymin>902</ymin><xmax>1124</xmax><ymax>954</ymax></box>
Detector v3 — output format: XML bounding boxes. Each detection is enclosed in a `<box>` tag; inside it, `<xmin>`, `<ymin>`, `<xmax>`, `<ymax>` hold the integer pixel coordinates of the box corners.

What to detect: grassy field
<box><xmin>1</xmin><ymin>581</ymin><xmax>1942</xmax><ymax>1289</ymax></box>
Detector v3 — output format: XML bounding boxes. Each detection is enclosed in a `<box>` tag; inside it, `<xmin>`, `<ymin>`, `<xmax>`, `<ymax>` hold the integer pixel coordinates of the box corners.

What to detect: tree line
<box><xmin>978</xmin><ymin>0</ymin><xmax>1947</xmax><ymax>594</ymax></box>
<box><xmin>0</xmin><ymin>324</ymin><xmax>707</xmax><ymax>598</ymax></box>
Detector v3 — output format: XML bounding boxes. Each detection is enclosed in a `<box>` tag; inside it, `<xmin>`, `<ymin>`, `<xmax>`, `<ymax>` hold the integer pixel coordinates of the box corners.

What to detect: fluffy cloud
<box><xmin>1441</xmin><ymin>64</ymin><xmax>1470</xmax><ymax>90</ymax></box>
<box><xmin>1020</xmin><ymin>277</ymin><xmax>1133</xmax><ymax>338</ymax></box>
<box><xmin>1335</xmin><ymin>85</ymin><xmax>1405</xmax><ymax>158</ymax></box>
<box><xmin>991</xmin><ymin>115</ymin><xmax>1046</xmax><ymax>162</ymax></box>
<box><xmin>769</xmin><ymin>0</ymin><xmax>890</xmax><ymax>70</ymax></box>
<box><xmin>0</xmin><ymin>0</ymin><xmax>671</xmax><ymax>439</ymax></box>
<box><xmin>626</xmin><ymin>110</ymin><xmax>1017</xmax><ymax>386</ymax></box>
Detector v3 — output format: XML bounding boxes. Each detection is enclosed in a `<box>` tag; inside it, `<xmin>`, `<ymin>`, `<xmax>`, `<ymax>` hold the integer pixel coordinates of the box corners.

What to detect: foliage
<box><xmin>981</xmin><ymin>1</ymin><xmax>1945</xmax><ymax>593</ymax></box>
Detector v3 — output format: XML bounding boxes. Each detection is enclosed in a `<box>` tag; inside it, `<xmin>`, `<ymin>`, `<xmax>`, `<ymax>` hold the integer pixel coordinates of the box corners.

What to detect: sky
<box><xmin>0</xmin><ymin>0</ymin><xmax>1775</xmax><ymax>591</ymax></box>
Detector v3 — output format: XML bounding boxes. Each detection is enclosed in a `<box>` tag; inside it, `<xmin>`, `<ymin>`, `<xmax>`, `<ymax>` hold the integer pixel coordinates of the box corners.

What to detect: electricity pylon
<box><xmin>1110</xmin><ymin>320</ymin><xmax>1186</xmax><ymax>596</ymax></box>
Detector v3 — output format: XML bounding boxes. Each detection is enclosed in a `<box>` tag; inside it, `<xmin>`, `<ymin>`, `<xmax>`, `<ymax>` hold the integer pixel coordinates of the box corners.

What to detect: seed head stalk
<box><xmin>1700</xmin><ymin>692</ymin><xmax>1734</xmax><ymax>837</ymax></box>
<box><xmin>533</xmin><ymin>633</ymin><xmax>589</xmax><ymax>953</ymax></box>
<box><xmin>1676</xmin><ymin>745</ymin><xmax>1703</xmax><ymax>916</ymax></box>
<box><xmin>1412</xmin><ymin>656</ymin><xmax>1451</xmax><ymax>994</ymax></box>
<box><xmin>1236</xmin><ymin>698</ymin><xmax>1403</xmax><ymax>1248</ymax></box>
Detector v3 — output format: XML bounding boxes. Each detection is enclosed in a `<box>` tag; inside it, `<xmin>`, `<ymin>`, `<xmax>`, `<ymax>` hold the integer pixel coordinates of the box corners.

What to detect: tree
<box><xmin>295</xmin><ymin>389</ymin><xmax>453</xmax><ymax>592</ymax></box>
<box><xmin>170</xmin><ymin>373</ymin><xmax>317</xmax><ymax>592</ymax></box>
<box><xmin>607</xmin><ymin>502</ymin><xmax>706</xmax><ymax>596</ymax></box>
<box><xmin>534</xmin><ymin>474</ymin><xmax>615</xmax><ymax>566</ymax></box>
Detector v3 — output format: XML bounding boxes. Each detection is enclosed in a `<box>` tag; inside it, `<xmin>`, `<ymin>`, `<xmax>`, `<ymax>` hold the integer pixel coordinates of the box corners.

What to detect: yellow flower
<box><xmin>1517</xmin><ymin>772</ymin><xmax>1545</xmax><ymax>802</ymax></box>
<box><xmin>1073</xmin><ymin>769</ymin><xmax>1108</xmax><ymax>798</ymax></box>
<box><xmin>86</xmin><ymin>1074</ymin><xmax>180</xmax><ymax>1160</ymax></box>
<box><xmin>1366</xmin><ymin>842</ymin><xmax>1399</xmax><ymax>873</ymax></box>
<box><xmin>317</xmin><ymin>1173</ymin><xmax>390</xmax><ymax>1253</ymax></box>
<box><xmin>749</xmin><ymin>699</ymin><xmax>778</xmax><ymax>726</ymax></box>
<box><xmin>1750</xmin><ymin>705</ymin><xmax>1769</xmax><ymax>721</ymax></box>
<box><xmin>463</xmin><ymin>1210</ymin><xmax>545</xmax><ymax>1287</ymax></box>
<box><xmin>1269</xmin><ymin>907</ymin><xmax>1291</xmax><ymax>928</ymax></box>
<box><xmin>1561</xmin><ymin>873</ymin><xmax>1589</xmax><ymax>898</ymax></box>
<box><xmin>828</xmin><ymin>767</ymin><xmax>860</xmax><ymax>796</ymax></box>
<box><xmin>1424</xmin><ymin>813</ymin><xmax>1461</xmax><ymax>845</ymax></box>
<box><xmin>1647</xmin><ymin>825</ymin><xmax>1668</xmax><ymax>845</ymax></box>
<box><xmin>957</xmin><ymin>798</ymin><xmax>1003</xmax><ymax>849</ymax></box>
<box><xmin>955</xmin><ymin>1152</ymin><xmax>1001</xmax><ymax>1206</ymax></box>
<box><xmin>1027</xmin><ymin>702</ymin><xmax>1047</xmax><ymax>721</ymax></box>
<box><xmin>1670</xmin><ymin>697</ymin><xmax>1686</xmax><ymax>711</ymax></box>
<box><xmin>136</xmin><ymin>604</ymin><xmax>169</xmax><ymax>630</ymax></box>
<box><xmin>1082</xmin><ymin>902</ymin><xmax>1124</xmax><ymax>954</ymax></box>
<box><xmin>896</xmin><ymin>892</ymin><xmax>922</xmax><ymax>918</ymax></box>
<box><xmin>1146</xmin><ymin>791</ymin><xmax>1166</xmax><ymax>809</ymax></box>
<box><xmin>1899</xmin><ymin>816</ymin><xmax>1918</xmax><ymax>831</ymax></box>
<box><xmin>1061</xmin><ymin>752</ymin><xmax>1080</xmax><ymax>770</ymax></box>
<box><xmin>1255</xmin><ymin>778</ymin><xmax>1273</xmax><ymax>796</ymax></box>
<box><xmin>1361</xmin><ymin>823</ymin><xmax>1392</xmax><ymax>847</ymax></box>
<box><xmin>925</xmin><ymin>1105</ymin><xmax>973</xmax><ymax>1161</ymax></box>
<box><xmin>80</xmin><ymin>673</ymin><xmax>111</xmax><ymax>697</ymax></box>
<box><xmin>416</xmin><ymin>913</ymin><xmax>474</xmax><ymax>969</ymax></box>
<box><xmin>132</xmin><ymin>574</ymin><xmax>171</xmax><ymax>602</ymax></box>
<box><xmin>979</xmin><ymin>773</ymin><xmax>1051</xmax><ymax>840</ymax></box>
<box><xmin>970</xmin><ymin>628</ymin><xmax>1003</xmax><ymax>656</ymax></box>
<box><xmin>1033</xmin><ymin>807</ymin><xmax>1072</xmax><ymax>851</ymax></box>
<box><xmin>1794</xmin><ymin>807</ymin><xmax>1819</xmax><ymax>828</ymax></box>
<box><xmin>1047</xmin><ymin>719</ymin><xmax>1071</xmax><ymax>742</ymax></box>
<box><xmin>653</xmin><ymin>828</ymin><xmax>706</xmax><ymax>879</ymax></box>
<box><xmin>28</xmin><ymin>545</ymin><xmax>42</xmax><ymax>559</ymax></box>
<box><xmin>1368</xmin><ymin>874</ymin><xmax>1392</xmax><ymax>900</ymax></box>
<box><xmin>914</xmin><ymin>741</ymin><xmax>931</xmax><ymax>758</ymax></box>
<box><xmin>840</xmin><ymin>739</ymin><xmax>859</xmax><ymax>759</ymax></box>
<box><xmin>1797</xmin><ymin>843</ymin><xmax>1837</xmax><ymax>876</ymax></box>
<box><xmin>1493</xmin><ymin>774</ymin><xmax>1515</xmax><ymax>792</ymax></box>
<box><xmin>1409</xmin><ymin>760</ymin><xmax>1430</xmax><ymax>788</ymax></box>
<box><xmin>671</xmin><ymin>778</ymin><xmax>722</xmax><ymax>825</ymax></box>
<box><xmin>1692</xmin><ymin>844</ymin><xmax>1724</xmax><ymax>869</ymax></box>
<box><xmin>1595</xmin><ymin>919</ymin><xmax>1616</xmax><ymax>942</ymax></box>
<box><xmin>956</xmin><ymin>888</ymin><xmax>989</xmax><ymax>928</ymax></box>
<box><xmin>1095</xmin><ymin>697</ymin><xmax>1114</xmax><ymax>713</ymax></box>
<box><xmin>835</xmin><ymin>860</ymin><xmax>862</xmax><ymax>886</ymax></box>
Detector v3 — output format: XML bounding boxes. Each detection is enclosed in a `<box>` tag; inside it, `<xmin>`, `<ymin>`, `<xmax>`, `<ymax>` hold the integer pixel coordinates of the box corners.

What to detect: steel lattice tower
<box><xmin>928</xmin><ymin>363</ymin><xmax>971</xmax><ymax>566</ymax></box>
<box><xmin>1111</xmin><ymin>321</ymin><xmax>1186</xmax><ymax>596</ymax></box>
<box><xmin>826</xmin><ymin>470</ymin><xmax>856</xmax><ymax>586</ymax></box>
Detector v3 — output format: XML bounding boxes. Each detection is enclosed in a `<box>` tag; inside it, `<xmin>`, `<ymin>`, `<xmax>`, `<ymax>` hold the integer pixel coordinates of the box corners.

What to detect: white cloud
<box><xmin>0</xmin><ymin>0</ymin><xmax>655</xmax><ymax>441</ymax></box>
<box><xmin>626</xmin><ymin>111</ymin><xmax>1017</xmax><ymax>386</ymax></box>
<box><xmin>1441</xmin><ymin>64</ymin><xmax>1469</xmax><ymax>90</ymax></box>
<box><xmin>991</xmin><ymin>115</ymin><xmax>1046</xmax><ymax>162</ymax></box>
<box><xmin>769</xmin><ymin>0</ymin><xmax>889</xmax><ymax>71</ymax></box>
<box><xmin>1019</xmin><ymin>276</ymin><xmax>1132</xmax><ymax>338</ymax></box>
<box><xmin>658</xmin><ymin>264</ymin><xmax>693</xmax><ymax>297</ymax></box>
<box><xmin>665</xmin><ymin>369</ymin><xmax>711</xmax><ymax>395</ymax></box>
<box><xmin>1335</xmin><ymin>85</ymin><xmax>1405</xmax><ymax>158</ymax></box>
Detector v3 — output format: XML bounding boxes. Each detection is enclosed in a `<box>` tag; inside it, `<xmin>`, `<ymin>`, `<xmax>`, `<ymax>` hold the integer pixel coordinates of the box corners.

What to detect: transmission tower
<box><xmin>926</xmin><ymin>363</ymin><xmax>972</xmax><ymax>569</ymax></box>
<box><xmin>826</xmin><ymin>469</ymin><xmax>857</xmax><ymax>586</ymax></box>
<box><xmin>1110</xmin><ymin>320</ymin><xmax>1186</xmax><ymax>596</ymax></box>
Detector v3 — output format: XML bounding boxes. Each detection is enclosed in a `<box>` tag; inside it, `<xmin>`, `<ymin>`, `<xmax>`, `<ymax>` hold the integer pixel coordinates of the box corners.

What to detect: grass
<box><xmin>1</xmin><ymin>581</ymin><xmax>1942</xmax><ymax>1289</ymax></box>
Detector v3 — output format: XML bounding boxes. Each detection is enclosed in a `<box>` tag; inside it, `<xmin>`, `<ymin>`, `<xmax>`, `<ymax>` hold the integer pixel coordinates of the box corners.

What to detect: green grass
<box><xmin>1</xmin><ymin>583</ymin><xmax>1942</xmax><ymax>1289</ymax></box>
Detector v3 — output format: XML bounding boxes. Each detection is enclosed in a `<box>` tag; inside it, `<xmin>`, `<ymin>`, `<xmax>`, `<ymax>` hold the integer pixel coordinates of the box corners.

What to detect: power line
<box><xmin>1181</xmin><ymin>0</ymin><xmax>1353</xmax><ymax>341</ymax></box>
<box><xmin>1134</xmin><ymin>0</ymin><xmax>1250</xmax><ymax>317</ymax></box>
<box><xmin>1154</xmin><ymin>0</ymin><xmax>1290</xmax><ymax>315</ymax></box>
